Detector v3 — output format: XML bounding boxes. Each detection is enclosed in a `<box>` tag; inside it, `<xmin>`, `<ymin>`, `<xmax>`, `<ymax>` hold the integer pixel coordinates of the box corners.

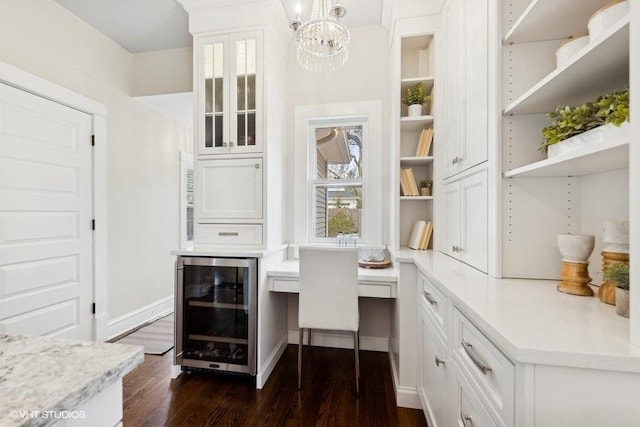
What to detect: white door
<box><xmin>0</xmin><ymin>82</ymin><xmax>94</xmax><ymax>339</ymax></box>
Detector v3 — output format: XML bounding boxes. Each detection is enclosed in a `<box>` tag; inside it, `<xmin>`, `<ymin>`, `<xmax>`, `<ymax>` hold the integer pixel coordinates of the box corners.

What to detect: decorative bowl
<box><xmin>555</xmin><ymin>35</ymin><xmax>589</xmax><ymax>68</ymax></box>
<box><xmin>557</xmin><ymin>234</ymin><xmax>595</xmax><ymax>263</ymax></box>
<box><xmin>588</xmin><ymin>0</ymin><xmax>629</xmax><ymax>41</ymax></box>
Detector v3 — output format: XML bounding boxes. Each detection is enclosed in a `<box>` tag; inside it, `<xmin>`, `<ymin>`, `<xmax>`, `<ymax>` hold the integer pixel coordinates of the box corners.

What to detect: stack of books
<box><xmin>408</xmin><ymin>220</ymin><xmax>433</xmax><ymax>250</ymax></box>
<box><xmin>400</xmin><ymin>168</ymin><xmax>419</xmax><ymax>196</ymax></box>
<box><xmin>415</xmin><ymin>128</ymin><xmax>433</xmax><ymax>157</ymax></box>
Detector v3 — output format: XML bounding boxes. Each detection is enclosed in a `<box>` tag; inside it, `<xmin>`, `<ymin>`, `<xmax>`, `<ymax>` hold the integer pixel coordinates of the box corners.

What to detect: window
<box><xmin>310</xmin><ymin>122</ymin><xmax>365</xmax><ymax>241</ymax></box>
<box><xmin>293</xmin><ymin>101</ymin><xmax>382</xmax><ymax>245</ymax></box>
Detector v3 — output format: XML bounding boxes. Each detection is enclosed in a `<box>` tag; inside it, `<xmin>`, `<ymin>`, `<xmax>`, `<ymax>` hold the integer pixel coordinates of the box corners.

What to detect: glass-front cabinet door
<box><xmin>198</xmin><ymin>31</ymin><xmax>262</xmax><ymax>155</ymax></box>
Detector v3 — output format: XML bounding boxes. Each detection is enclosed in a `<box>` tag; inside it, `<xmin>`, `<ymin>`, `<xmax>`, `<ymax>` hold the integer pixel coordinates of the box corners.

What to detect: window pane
<box><xmin>314</xmin><ymin>185</ymin><xmax>362</xmax><ymax>238</ymax></box>
<box><xmin>315</xmin><ymin>125</ymin><xmax>363</xmax><ymax>179</ymax></box>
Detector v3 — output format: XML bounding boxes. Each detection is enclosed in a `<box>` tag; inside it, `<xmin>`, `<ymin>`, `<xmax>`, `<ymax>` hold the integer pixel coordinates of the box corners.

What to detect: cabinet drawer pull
<box><xmin>424</xmin><ymin>292</ymin><xmax>438</xmax><ymax>306</ymax></box>
<box><xmin>218</xmin><ymin>232</ymin><xmax>239</xmax><ymax>237</ymax></box>
<box><xmin>460</xmin><ymin>410</ymin><xmax>473</xmax><ymax>427</ymax></box>
<box><xmin>462</xmin><ymin>340</ymin><xmax>492</xmax><ymax>375</ymax></box>
<box><xmin>435</xmin><ymin>356</ymin><xmax>445</xmax><ymax>367</ymax></box>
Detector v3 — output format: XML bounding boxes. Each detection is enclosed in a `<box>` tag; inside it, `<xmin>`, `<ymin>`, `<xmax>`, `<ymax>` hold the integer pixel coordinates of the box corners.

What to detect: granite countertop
<box><xmin>0</xmin><ymin>334</ymin><xmax>143</xmax><ymax>427</ymax></box>
<box><xmin>392</xmin><ymin>248</ymin><xmax>640</xmax><ymax>373</ymax></box>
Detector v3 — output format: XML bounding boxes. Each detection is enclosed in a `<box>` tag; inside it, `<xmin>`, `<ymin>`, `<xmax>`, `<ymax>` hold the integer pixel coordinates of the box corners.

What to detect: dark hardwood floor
<box><xmin>123</xmin><ymin>344</ymin><xmax>428</xmax><ymax>426</ymax></box>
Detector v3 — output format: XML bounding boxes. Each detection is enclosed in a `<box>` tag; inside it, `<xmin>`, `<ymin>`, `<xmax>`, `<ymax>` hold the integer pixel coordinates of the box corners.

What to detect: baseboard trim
<box><xmin>108</xmin><ymin>295</ymin><xmax>174</xmax><ymax>340</ymax></box>
<box><xmin>256</xmin><ymin>333</ymin><xmax>288</xmax><ymax>389</ymax></box>
<box><xmin>388</xmin><ymin>350</ymin><xmax>422</xmax><ymax>409</ymax></box>
<box><xmin>287</xmin><ymin>330</ymin><xmax>389</xmax><ymax>352</ymax></box>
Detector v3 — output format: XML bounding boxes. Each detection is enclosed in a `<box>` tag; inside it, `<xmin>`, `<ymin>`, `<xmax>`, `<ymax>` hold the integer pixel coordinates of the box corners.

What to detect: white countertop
<box><xmin>393</xmin><ymin>248</ymin><xmax>640</xmax><ymax>373</ymax></box>
<box><xmin>0</xmin><ymin>334</ymin><xmax>143</xmax><ymax>426</ymax></box>
<box><xmin>172</xmin><ymin>244</ymin><xmax>287</xmax><ymax>258</ymax></box>
<box><xmin>267</xmin><ymin>259</ymin><xmax>397</xmax><ymax>282</ymax></box>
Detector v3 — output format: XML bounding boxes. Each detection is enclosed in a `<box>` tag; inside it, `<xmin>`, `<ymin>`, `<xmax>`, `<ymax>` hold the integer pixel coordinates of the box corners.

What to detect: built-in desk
<box><xmin>267</xmin><ymin>259</ymin><xmax>397</xmax><ymax>298</ymax></box>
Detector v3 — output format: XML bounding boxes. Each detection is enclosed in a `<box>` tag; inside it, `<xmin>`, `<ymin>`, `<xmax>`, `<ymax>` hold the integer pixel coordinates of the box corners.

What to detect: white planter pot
<box><xmin>616</xmin><ymin>287</ymin><xmax>630</xmax><ymax>318</ymax></box>
<box><xmin>589</xmin><ymin>1</ymin><xmax>629</xmax><ymax>42</ymax></box>
<box><xmin>407</xmin><ymin>104</ymin><xmax>423</xmax><ymax>117</ymax></box>
<box><xmin>555</xmin><ymin>35</ymin><xmax>589</xmax><ymax>69</ymax></box>
<box><xmin>547</xmin><ymin>121</ymin><xmax>630</xmax><ymax>158</ymax></box>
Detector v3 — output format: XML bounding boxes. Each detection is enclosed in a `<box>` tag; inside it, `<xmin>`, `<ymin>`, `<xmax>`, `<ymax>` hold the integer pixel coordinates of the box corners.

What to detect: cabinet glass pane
<box><xmin>182</xmin><ymin>264</ymin><xmax>250</xmax><ymax>365</ymax></box>
<box><xmin>204</xmin><ymin>42</ymin><xmax>224</xmax><ymax>149</ymax></box>
<box><xmin>235</xmin><ymin>38</ymin><xmax>257</xmax><ymax>148</ymax></box>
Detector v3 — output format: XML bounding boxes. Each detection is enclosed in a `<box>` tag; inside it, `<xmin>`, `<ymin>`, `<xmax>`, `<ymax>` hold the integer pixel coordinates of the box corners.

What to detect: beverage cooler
<box><xmin>175</xmin><ymin>257</ymin><xmax>257</xmax><ymax>375</ymax></box>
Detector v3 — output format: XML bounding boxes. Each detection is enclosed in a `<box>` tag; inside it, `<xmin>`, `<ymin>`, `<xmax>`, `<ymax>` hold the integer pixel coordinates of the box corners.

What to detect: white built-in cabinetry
<box><xmin>439</xmin><ymin>0</ymin><xmax>491</xmax><ymax>273</ymax></box>
<box><xmin>500</xmin><ymin>0</ymin><xmax>630</xmax><ymax>279</ymax></box>
<box><xmin>396</xmin><ymin>35</ymin><xmax>435</xmax><ymax>248</ymax></box>
<box><xmin>442</xmin><ymin>170</ymin><xmax>488</xmax><ymax>269</ymax></box>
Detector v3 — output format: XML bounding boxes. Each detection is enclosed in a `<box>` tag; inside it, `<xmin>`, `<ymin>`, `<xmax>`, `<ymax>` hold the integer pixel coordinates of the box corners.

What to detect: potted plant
<box><xmin>538</xmin><ymin>88</ymin><xmax>629</xmax><ymax>156</ymax></box>
<box><xmin>419</xmin><ymin>179</ymin><xmax>432</xmax><ymax>197</ymax></box>
<box><xmin>603</xmin><ymin>262</ymin><xmax>630</xmax><ymax>318</ymax></box>
<box><xmin>402</xmin><ymin>82</ymin><xmax>431</xmax><ymax>117</ymax></box>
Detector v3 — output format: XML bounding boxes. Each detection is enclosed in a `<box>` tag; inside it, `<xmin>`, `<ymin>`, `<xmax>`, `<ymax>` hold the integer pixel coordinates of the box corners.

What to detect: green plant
<box><xmin>594</xmin><ymin>88</ymin><xmax>629</xmax><ymax>126</ymax></box>
<box><xmin>603</xmin><ymin>262</ymin><xmax>629</xmax><ymax>290</ymax></box>
<box><xmin>538</xmin><ymin>88</ymin><xmax>630</xmax><ymax>153</ymax></box>
<box><xmin>402</xmin><ymin>82</ymin><xmax>431</xmax><ymax>106</ymax></box>
<box><xmin>419</xmin><ymin>179</ymin><xmax>433</xmax><ymax>188</ymax></box>
<box><xmin>328</xmin><ymin>211</ymin><xmax>357</xmax><ymax>236</ymax></box>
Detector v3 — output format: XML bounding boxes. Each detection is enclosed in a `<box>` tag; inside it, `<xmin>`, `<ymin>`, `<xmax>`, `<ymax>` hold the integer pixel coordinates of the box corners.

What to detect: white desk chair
<box><xmin>297</xmin><ymin>245</ymin><xmax>360</xmax><ymax>396</ymax></box>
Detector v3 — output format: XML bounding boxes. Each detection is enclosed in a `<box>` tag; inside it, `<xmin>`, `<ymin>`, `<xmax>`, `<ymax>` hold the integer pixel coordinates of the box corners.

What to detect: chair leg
<box><xmin>298</xmin><ymin>328</ymin><xmax>303</xmax><ymax>390</ymax></box>
<box><xmin>354</xmin><ymin>330</ymin><xmax>360</xmax><ymax>397</ymax></box>
<box><xmin>308</xmin><ymin>328</ymin><xmax>312</xmax><ymax>351</ymax></box>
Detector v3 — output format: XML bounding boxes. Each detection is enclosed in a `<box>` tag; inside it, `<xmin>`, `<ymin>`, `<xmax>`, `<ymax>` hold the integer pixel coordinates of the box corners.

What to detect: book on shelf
<box><xmin>408</xmin><ymin>220</ymin><xmax>433</xmax><ymax>250</ymax></box>
<box><xmin>415</xmin><ymin>128</ymin><xmax>433</xmax><ymax>157</ymax></box>
<box><xmin>400</xmin><ymin>168</ymin><xmax>419</xmax><ymax>196</ymax></box>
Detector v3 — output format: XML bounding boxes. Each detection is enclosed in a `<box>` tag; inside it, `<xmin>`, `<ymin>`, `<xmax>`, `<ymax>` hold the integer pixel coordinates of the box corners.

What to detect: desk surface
<box><xmin>267</xmin><ymin>259</ymin><xmax>397</xmax><ymax>282</ymax></box>
<box><xmin>267</xmin><ymin>259</ymin><xmax>398</xmax><ymax>298</ymax></box>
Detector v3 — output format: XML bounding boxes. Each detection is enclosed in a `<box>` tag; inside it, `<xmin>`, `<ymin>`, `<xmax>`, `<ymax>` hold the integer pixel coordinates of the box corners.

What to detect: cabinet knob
<box><xmin>223</xmin><ymin>142</ymin><xmax>228</xmax><ymax>147</ymax></box>
<box><xmin>255</xmin><ymin>163</ymin><xmax>260</xmax><ymax>169</ymax></box>
<box><xmin>229</xmin><ymin>141</ymin><xmax>234</xmax><ymax>147</ymax></box>
<box><xmin>460</xmin><ymin>411</ymin><xmax>474</xmax><ymax>427</ymax></box>
<box><xmin>435</xmin><ymin>356</ymin><xmax>446</xmax><ymax>367</ymax></box>
<box><xmin>452</xmin><ymin>245</ymin><xmax>458</xmax><ymax>252</ymax></box>
<box><xmin>452</xmin><ymin>156</ymin><xmax>463</xmax><ymax>165</ymax></box>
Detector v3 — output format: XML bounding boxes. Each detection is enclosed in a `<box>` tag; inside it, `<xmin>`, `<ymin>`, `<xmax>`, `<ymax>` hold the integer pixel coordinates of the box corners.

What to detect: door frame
<box><xmin>0</xmin><ymin>61</ymin><xmax>108</xmax><ymax>341</ymax></box>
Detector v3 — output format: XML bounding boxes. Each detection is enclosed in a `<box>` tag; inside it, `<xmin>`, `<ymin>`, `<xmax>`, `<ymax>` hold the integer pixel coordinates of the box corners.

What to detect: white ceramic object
<box><xmin>603</xmin><ymin>220</ymin><xmax>630</xmax><ymax>253</ymax></box>
<box><xmin>557</xmin><ymin>234</ymin><xmax>595</xmax><ymax>263</ymax></box>
<box><xmin>588</xmin><ymin>0</ymin><xmax>629</xmax><ymax>41</ymax></box>
<box><xmin>408</xmin><ymin>104</ymin><xmax>423</xmax><ymax>117</ymax></box>
<box><xmin>547</xmin><ymin>121</ymin><xmax>630</xmax><ymax>158</ymax></box>
<box><xmin>556</xmin><ymin>35</ymin><xmax>589</xmax><ymax>68</ymax></box>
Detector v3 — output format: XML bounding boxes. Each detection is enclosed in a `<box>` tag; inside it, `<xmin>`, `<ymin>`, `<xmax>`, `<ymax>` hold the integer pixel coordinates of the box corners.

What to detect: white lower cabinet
<box><xmin>418</xmin><ymin>302</ymin><xmax>450</xmax><ymax>427</ymax></box>
<box><xmin>442</xmin><ymin>169</ymin><xmax>488</xmax><ymax>272</ymax></box>
<box><xmin>417</xmin><ymin>270</ymin><xmax>640</xmax><ymax>427</ymax></box>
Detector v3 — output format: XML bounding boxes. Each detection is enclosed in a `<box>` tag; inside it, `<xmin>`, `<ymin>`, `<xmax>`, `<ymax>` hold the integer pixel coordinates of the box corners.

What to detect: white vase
<box><xmin>407</xmin><ymin>104</ymin><xmax>423</xmax><ymax>117</ymax></box>
<box><xmin>557</xmin><ymin>234</ymin><xmax>595</xmax><ymax>263</ymax></box>
<box><xmin>616</xmin><ymin>287</ymin><xmax>630</xmax><ymax>318</ymax></box>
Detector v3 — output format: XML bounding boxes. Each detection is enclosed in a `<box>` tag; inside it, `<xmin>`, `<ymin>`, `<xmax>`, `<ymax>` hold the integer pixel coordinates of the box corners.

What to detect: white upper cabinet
<box><xmin>197</xmin><ymin>31</ymin><xmax>263</xmax><ymax>156</ymax></box>
<box><xmin>442</xmin><ymin>0</ymin><xmax>489</xmax><ymax>179</ymax></box>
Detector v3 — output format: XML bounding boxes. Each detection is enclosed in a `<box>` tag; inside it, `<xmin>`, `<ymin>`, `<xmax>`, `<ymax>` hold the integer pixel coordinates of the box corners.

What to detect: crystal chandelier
<box><xmin>290</xmin><ymin>0</ymin><xmax>350</xmax><ymax>73</ymax></box>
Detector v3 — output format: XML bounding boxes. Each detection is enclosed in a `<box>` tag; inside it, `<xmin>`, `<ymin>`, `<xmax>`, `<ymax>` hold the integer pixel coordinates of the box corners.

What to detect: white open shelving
<box><xmin>504</xmin><ymin>0</ymin><xmax>612</xmax><ymax>44</ymax></box>
<box><xmin>400</xmin><ymin>196</ymin><xmax>433</xmax><ymax>201</ymax></box>
<box><xmin>400</xmin><ymin>115</ymin><xmax>434</xmax><ymax>132</ymax></box>
<box><xmin>504</xmin><ymin>137</ymin><xmax>629</xmax><ymax>178</ymax></box>
<box><xmin>400</xmin><ymin>156</ymin><xmax>434</xmax><ymax>167</ymax></box>
<box><xmin>504</xmin><ymin>15</ymin><xmax>629</xmax><ymax>115</ymax></box>
<box><xmin>401</xmin><ymin>76</ymin><xmax>434</xmax><ymax>93</ymax></box>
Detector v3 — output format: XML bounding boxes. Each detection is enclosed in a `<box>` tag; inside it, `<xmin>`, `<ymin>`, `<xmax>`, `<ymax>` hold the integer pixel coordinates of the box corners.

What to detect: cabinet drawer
<box><xmin>453</xmin><ymin>309</ymin><xmax>514</xmax><ymax>425</ymax></box>
<box><xmin>196</xmin><ymin>224</ymin><xmax>262</xmax><ymax>245</ymax></box>
<box><xmin>419</xmin><ymin>274</ymin><xmax>449</xmax><ymax>340</ymax></box>
<box><xmin>453</xmin><ymin>363</ymin><xmax>500</xmax><ymax>427</ymax></box>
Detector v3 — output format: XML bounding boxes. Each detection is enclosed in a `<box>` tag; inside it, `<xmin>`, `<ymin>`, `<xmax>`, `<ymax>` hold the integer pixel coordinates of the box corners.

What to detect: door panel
<box><xmin>0</xmin><ymin>82</ymin><xmax>93</xmax><ymax>339</ymax></box>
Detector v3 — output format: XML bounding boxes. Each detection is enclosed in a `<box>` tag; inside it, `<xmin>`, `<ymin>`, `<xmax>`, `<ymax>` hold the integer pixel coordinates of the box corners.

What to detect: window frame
<box><xmin>308</xmin><ymin>119</ymin><xmax>367</xmax><ymax>243</ymax></box>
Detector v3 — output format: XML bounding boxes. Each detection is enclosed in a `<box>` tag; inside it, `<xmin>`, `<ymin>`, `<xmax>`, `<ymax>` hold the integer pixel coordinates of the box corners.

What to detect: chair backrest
<box><xmin>298</xmin><ymin>245</ymin><xmax>359</xmax><ymax>332</ymax></box>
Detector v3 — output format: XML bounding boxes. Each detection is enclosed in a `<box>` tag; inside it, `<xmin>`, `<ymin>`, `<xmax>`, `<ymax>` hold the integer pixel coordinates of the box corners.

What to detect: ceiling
<box><xmin>55</xmin><ymin>0</ymin><xmax>383</xmax><ymax>54</ymax></box>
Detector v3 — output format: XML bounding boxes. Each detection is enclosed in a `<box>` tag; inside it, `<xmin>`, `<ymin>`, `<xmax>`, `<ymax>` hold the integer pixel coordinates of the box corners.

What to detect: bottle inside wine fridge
<box><xmin>175</xmin><ymin>257</ymin><xmax>257</xmax><ymax>375</ymax></box>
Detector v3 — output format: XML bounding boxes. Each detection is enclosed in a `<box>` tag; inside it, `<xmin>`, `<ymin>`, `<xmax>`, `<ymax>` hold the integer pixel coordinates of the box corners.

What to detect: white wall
<box><xmin>285</xmin><ymin>26</ymin><xmax>391</xmax><ymax>244</ymax></box>
<box><xmin>0</xmin><ymin>0</ymin><xmax>192</xmax><ymax>320</ymax></box>
<box><xmin>284</xmin><ymin>26</ymin><xmax>391</xmax><ymax>340</ymax></box>
<box><xmin>132</xmin><ymin>47</ymin><xmax>193</xmax><ymax>96</ymax></box>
